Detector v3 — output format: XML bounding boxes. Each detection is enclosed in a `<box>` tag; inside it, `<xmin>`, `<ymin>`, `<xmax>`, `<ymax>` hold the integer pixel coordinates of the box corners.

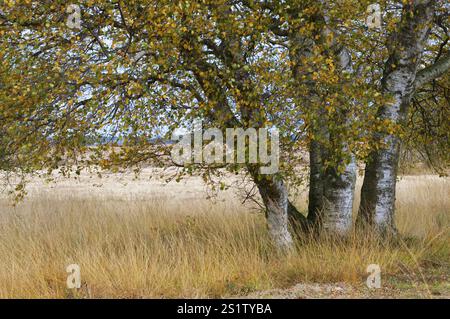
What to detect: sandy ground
<box><xmin>241</xmin><ymin>281</ymin><xmax>450</xmax><ymax>299</ymax></box>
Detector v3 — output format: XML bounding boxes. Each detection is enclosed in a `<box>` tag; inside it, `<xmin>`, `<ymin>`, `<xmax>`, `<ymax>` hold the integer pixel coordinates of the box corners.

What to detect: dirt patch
<box><xmin>241</xmin><ymin>281</ymin><xmax>450</xmax><ymax>299</ymax></box>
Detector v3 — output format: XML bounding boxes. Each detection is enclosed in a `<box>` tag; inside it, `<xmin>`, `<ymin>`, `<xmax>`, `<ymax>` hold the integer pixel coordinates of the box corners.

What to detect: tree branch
<box><xmin>415</xmin><ymin>52</ymin><xmax>450</xmax><ymax>90</ymax></box>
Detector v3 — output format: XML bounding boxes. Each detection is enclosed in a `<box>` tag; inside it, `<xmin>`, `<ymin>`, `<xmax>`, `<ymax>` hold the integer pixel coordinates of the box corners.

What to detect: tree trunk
<box><xmin>322</xmin><ymin>155</ymin><xmax>357</xmax><ymax>235</ymax></box>
<box><xmin>309</xmin><ymin>147</ymin><xmax>357</xmax><ymax>233</ymax></box>
<box><xmin>305</xmin><ymin>46</ymin><xmax>357</xmax><ymax>236</ymax></box>
<box><xmin>253</xmin><ymin>174</ymin><xmax>294</xmax><ymax>252</ymax></box>
<box><xmin>357</xmin><ymin>0</ymin><xmax>435</xmax><ymax>236</ymax></box>
<box><xmin>358</xmin><ymin>134</ymin><xmax>400</xmax><ymax>235</ymax></box>
<box><xmin>307</xmin><ymin>138</ymin><xmax>357</xmax><ymax>235</ymax></box>
<box><xmin>307</xmin><ymin>139</ymin><xmax>325</xmax><ymax>226</ymax></box>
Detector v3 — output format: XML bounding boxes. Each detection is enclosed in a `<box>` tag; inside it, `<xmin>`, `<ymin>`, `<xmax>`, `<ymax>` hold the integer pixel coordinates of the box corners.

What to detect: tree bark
<box><xmin>307</xmin><ymin>138</ymin><xmax>325</xmax><ymax>226</ymax></box>
<box><xmin>358</xmin><ymin>134</ymin><xmax>401</xmax><ymax>235</ymax></box>
<box><xmin>252</xmin><ymin>173</ymin><xmax>294</xmax><ymax>252</ymax></box>
<box><xmin>357</xmin><ymin>0</ymin><xmax>436</xmax><ymax>236</ymax></box>
<box><xmin>308</xmin><ymin>139</ymin><xmax>357</xmax><ymax>235</ymax></box>
<box><xmin>305</xmin><ymin>45</ymin><xmax>357</xmax><ymax>236</ymax></box>
<box><xmin>322</xmin><ymin>155</ymin><xmax>357</xmax><ymax>235</ymax></box>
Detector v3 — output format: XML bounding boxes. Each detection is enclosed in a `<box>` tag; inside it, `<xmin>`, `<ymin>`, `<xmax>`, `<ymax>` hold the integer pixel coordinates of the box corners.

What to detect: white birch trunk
<box><xmin>357</xmin><ymin>0</ymin><xmax>436</xmax><ymax>235</ymax></box>
<box><xmin>254</xmin><ymin>175</ymin><xmax>294</xmax><ymax>252</ymax></box>
<box><xmin>322</xmin><ymin>155</ymin><xmax>357</xmax><ymax>235</ymax></box>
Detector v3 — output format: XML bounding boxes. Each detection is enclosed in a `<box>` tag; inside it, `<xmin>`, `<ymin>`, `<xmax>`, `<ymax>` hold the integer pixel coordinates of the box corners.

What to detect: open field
<box><xmin>0</xmin><ymin>171</ymin><xmax>448</xmax><ymax>298</ymax></box>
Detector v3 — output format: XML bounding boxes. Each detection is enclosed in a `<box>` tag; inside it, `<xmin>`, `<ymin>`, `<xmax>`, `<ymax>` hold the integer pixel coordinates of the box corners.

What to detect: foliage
<box><xmin>0</xmin><ymin>1</ymin><xmax>448</xmax><ymax>198</ymax></box>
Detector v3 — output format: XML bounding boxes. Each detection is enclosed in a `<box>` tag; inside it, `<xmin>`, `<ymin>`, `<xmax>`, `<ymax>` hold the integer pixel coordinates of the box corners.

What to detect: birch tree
<box><xmin>251</xmin><ymin>0</ymin><xmax>383</xmax><ymax>236</ymax></box>
<box><xmin>357</xmin><ymin>0</ymin><xmax>450</xmax><ymax>236</ymax></box>
<box><xmin>0</xmin><ymin>0</ymin><xmax>312</xmax><ymax>251</ymax></box>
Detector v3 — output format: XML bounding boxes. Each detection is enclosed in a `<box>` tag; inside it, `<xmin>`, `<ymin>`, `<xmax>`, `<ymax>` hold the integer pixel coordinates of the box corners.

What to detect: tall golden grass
<box><xmin>0</xmin><ymin>175</ymin><xmax>448</xmax><ymax>298</ymax></box>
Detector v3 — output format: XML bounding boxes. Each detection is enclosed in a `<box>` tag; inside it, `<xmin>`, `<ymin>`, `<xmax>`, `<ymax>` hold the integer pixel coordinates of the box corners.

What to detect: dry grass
<box><xmin>0</xmin><ymin>173</ymin><xmax>448</xmax><ymax>298</ymax></box>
